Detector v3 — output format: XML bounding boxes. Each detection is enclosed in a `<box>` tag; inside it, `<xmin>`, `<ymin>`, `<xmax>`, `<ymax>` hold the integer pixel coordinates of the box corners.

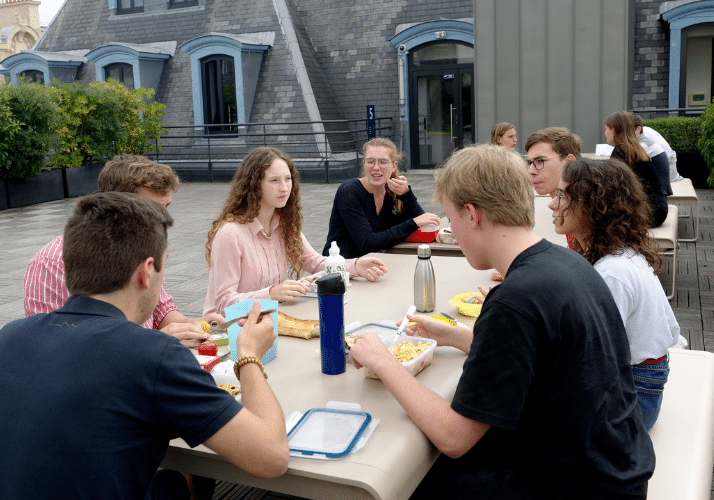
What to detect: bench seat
<box><xmin>668</xmin><ymin>178</ymin><xmax>699</xmax><ymax>242</ymax></box>
<box><xmin>650</xmin><ymin>205</ymin><xmax>678</xmax><ymax>300</ymax></box>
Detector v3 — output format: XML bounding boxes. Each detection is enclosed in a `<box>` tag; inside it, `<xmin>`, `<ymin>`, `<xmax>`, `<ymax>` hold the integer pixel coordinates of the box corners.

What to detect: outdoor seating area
<box><xmin>1</xmin><ymin>170</ymin><xmax>714</xmax><ymax>499</ymax></box>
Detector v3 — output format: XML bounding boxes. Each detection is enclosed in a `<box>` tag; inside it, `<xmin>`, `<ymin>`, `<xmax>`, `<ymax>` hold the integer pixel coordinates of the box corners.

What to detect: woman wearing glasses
<box><xmin>203</xmin><ymin>147</ymin><xmax>388</xmax><ymax>315</ymax></box>
<box><xmin>489</xmin><ymin>122</ymin><xmax>518</xmax><ymax>149</ymax></box>
<box><xmin>548</xmin><ymin>157</ymin><xmax>679</xmax><ymax>429</ymax></box>
<box><xmin>605</xmin><ymin>111</ymin><xmax>668</xmax><ymax>227</ymax></box>
<box><xmin>322</xmin><ymin>137</ymin><xmax>441</xmax><ymax>258</ymax></box>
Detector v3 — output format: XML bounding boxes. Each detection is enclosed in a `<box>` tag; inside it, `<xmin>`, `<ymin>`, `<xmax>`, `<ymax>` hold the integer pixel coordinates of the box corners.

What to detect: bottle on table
<box><xmin>324</xmin><ymin>241</ymin><xmax>349</xmax><ymax>286</ymax></box>
<box><xmin>316</xmin><ymin>273</ymin><xmax>346</xmax><ymax>375</ymax></box>
<box><xmin>414</xmin><ymin>244</ymin><xmax>435</xmax><ymax>312</ymax></box>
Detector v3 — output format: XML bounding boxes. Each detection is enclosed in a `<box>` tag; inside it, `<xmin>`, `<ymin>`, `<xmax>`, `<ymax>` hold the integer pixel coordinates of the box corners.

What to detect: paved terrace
<box><xmin>1</xmin><ymin>172</ymin><xmax>713</xmax><ymax>498</ymax></box>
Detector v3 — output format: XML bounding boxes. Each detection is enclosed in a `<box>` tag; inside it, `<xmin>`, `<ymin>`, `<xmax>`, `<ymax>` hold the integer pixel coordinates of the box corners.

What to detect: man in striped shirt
<box><xmin>24</xmin><ymin>154</ymin><xmax>223</xmax><ymax>345</ymax></box>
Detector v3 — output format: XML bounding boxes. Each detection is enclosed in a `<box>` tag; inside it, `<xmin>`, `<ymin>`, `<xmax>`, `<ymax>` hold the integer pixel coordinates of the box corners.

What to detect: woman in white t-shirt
<box><xmin>548</xmin><ymin>157</ymin><xmax>680</xmax><ymax>430</ymax></box>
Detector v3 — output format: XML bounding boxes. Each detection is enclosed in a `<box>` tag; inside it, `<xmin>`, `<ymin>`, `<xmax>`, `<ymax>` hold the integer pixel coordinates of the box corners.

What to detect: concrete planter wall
<box><xmin>0</xmin><ymin>178</ymin><xmax>8</xmax><ymax>210</ymax></box>
<box><xmin>677</xmin><ymin>151</ymin><xmax>709</xmax><ymax>189</ymax></box>
<box><xmin>63</xmin><ymin>163</ymin><xmax>103</xmax><ymax>198</ymax></box>
<box><xmin>6</xmin><ymin>169</ymin><xmax>65</xmax><ymax>208</ymax></box>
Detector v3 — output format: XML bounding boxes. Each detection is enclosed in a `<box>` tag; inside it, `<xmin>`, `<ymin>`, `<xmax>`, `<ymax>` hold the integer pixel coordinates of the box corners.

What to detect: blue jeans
<box><xmin>632</xmin><ymin>357</ymin><xmax>669</xmax><ymax>430</ymax></box>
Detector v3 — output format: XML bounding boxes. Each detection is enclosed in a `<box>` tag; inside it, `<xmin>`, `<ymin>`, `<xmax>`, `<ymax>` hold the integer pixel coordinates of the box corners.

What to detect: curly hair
<box><xmin>205</xmin><ymin>147</ymin><xmax>304</xmax><ymax>278</ymax></box>
<box><xmin>362</xmin><ymin>137</ymin><xmax>405</xmax><ymax>213</ymax></box>
<box><xmin>605</xmin><ymin>111</ymin><xmax>650</xmax><ymax>164</ymax></box>
<box><xmin>562</xmin><ymin>158</ymin><xmax>662</xmax><ymax>273</ymax></box>
<box><xmin>489</xmin><ymin>122</ymin><xmax>515</xmax><ymax>145</ymax></box>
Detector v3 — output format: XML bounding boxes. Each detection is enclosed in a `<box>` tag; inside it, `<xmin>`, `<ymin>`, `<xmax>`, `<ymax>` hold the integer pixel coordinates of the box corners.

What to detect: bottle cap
<box><xmin>329</xmin><ymin>241</ymin><xmax>340</xmax><ymax>256</ymax></box>
<box><xmin>417</xmin><ymin>244</ymin><xmax>431</xmax><ymax>259</ymax></box>
<box><xmin>316</xmin><ymin>272</ymin><xmax>346</xmax><ymax>296</ymax></box>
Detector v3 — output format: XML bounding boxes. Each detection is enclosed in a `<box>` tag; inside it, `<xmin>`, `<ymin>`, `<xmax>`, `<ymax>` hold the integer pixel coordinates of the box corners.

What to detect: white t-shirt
<box><xmin>640</xmin><ymin>126</ymin><xmax>682</xmax><ymax>182</ymax></box>
<box><xmin>594</xmin><ymin>249</ymin><xmax>679</xmax><ymax>364</ymax></box>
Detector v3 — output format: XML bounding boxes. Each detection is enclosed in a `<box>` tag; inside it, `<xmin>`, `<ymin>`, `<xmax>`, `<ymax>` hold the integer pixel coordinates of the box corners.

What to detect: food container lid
<box><xmin>316</xmin><ymin>273</ymin><xmax>345</xmax><ymax>296</ymax></box>
<box><xmin>287</xmin><ymin>408</ymin><xmax>372</xmax><ymax>459</ymax></box>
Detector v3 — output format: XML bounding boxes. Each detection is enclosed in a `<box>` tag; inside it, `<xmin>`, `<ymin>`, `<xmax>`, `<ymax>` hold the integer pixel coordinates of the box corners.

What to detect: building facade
<box><xmin>0</xmin><ymin>0</ymin><xmax>41</xmax><ymax>62</ymax></box>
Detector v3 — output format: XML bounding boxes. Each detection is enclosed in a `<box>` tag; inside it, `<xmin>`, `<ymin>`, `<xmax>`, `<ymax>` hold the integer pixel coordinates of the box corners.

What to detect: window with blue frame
<box><xmin>105</xmin><ymin>63</ymin><xmax>135</xmax><ymax>90</ymax></box>
<box><xmin>116</xmin><ymin>0</ymin><xmax>144</xmax><ymax>14</ymax></box>
<box><xmin>201</xmin><ymin>55</ymin><xmax>237</xmax><ymax>133</ymax></box>
<box><xmin>19</xmin><ymin>70</ymin><xmax>44</xmax><ymax>84</ymax></box>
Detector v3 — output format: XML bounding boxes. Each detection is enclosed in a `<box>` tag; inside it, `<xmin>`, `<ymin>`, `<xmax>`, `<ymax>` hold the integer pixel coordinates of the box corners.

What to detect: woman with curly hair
<box><xmin>488</xmin><ymin>122</ymin><xmax>517</xmax><ymax>149</ymax></box>
<box><xmin>322</xmin><ymin>137</ymin><xmax>441</xmax><ymax>258</ymax></box>
<box><xmin>605</xmin><ymin>111</ymin><xmax>668</xmax><ymax>227</ymax></box>
<box><xmin>204</xmin><ymin>147</ymin><xmax>388</xmax><ymax>315</ymax></box>
<box><xmin>548</xmin><ymin>157</ymin><xmax>680</xmax><ymax>429</ymax></box>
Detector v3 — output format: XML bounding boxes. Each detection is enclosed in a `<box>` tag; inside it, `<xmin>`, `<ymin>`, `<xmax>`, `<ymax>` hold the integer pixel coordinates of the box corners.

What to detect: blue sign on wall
<box><xmin>367</xmin><ymin>105</ymin><xmax>375</xmax><ymax>139</ymax></box>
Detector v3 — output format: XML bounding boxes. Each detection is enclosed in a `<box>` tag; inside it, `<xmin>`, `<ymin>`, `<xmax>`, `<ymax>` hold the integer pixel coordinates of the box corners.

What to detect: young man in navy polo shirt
<box><xmin>0</xmin><ymin>192</ymin><xmax>289</xmax><ymax>500</ymax></box>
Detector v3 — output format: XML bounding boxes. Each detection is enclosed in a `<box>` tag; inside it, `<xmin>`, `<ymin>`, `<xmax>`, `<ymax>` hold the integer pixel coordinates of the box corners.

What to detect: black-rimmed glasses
<box><xmin>524</xmin><ymin>154</ymin><xmax>565</xmax><ymax>170</ymax></box>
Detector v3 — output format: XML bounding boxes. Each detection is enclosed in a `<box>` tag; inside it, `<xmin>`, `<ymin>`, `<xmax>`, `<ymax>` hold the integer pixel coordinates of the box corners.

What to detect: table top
<box><xmin>163</xmin><ymin>252</ymin><xmax>493</xmax><ymax>500</ymax></box>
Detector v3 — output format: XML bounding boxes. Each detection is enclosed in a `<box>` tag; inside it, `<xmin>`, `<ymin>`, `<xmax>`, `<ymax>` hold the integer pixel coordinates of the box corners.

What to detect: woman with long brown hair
<box><xmin>204</xmin><ymin>147</ymin><xmax>387</xmax><ymax>315</ymax></box>
<box><xmin>322</xmin><ymin>137</ymin><xmax>441</xmax><ymax>258</ymax></box>
<box><xmin>605</xmin><ymin>110</ymin><xmax>668</xmax><ymax>227</ymax></box>
<box><xmin>548</xmin><ymin>157</ymin><xmax>680</xmax><ymax>429</ymax></box>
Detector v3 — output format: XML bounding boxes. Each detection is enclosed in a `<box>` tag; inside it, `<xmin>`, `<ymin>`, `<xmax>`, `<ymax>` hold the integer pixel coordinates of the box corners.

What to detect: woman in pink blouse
<box><xmin>204</xmin><ymin>147</ymin><xmax>388</xmax><ymax>315</ymax></box>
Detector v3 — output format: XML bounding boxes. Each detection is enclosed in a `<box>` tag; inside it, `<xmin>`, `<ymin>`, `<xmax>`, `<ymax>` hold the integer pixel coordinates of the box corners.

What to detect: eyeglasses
<box><xmin>365</xmin><ymin>158</ymin><xmax>392</xmax><ymax>167</ymax></box>
<box><xmin>554</xmin><ymin>189</ymin><xmax>568</xmax><ymax>208</ymax></box>
<box><xmin>524</xmin><ymin>154</ymin><xmax>564</xmax><ymax>170</ymax></box>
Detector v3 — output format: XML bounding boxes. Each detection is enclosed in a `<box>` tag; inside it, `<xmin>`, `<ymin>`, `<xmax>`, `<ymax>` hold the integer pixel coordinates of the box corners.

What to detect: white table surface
<box><xmin>162</xmin><ymin>252</ymin><xmax>493</xmax><ymax>500</ymax></box>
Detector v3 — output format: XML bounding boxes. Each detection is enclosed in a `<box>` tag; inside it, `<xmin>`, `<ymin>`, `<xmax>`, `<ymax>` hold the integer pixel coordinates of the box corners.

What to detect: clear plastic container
<box><xmin>365</xmin><ymin>335</ymin><xmax>436</xmax><ymax>379</ymax></box>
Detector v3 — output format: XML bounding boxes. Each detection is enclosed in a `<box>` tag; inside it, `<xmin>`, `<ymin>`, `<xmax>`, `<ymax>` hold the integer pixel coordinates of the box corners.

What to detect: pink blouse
<box><xmin>203</xmin><ymin>217</ymin><xmax>357</xmax><ymax>315</ymax></box>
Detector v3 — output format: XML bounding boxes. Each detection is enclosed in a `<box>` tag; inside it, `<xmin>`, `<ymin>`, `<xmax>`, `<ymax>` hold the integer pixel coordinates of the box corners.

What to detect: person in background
<box><xmin>204</xmin><ymin>147</ymin><xmax>387</xmax><ymax>315</ymax></box>
<box><xmin>632</xmin><ymin>113</ymin><xmax>683</xmax><ymax>183</ymax></box>
<box><xmin>489</xmin><ymin>122</ymin><xmax>518</xmax><ymax>149</ymax></box>
<box><xmin>523</xmin><ymin>127</ymin><xmax>582</xmax><ymax>197</ymax></box>
<box><xmin>605</xmin><ymin>111</ymin><xmax>668</xmax><ymax>227</ymax></box>
<box><xmin>350</xmin><ymin>145</ymin><xmax>654</xmax><ymax>499</ymax></box>
<box><xmin>1</xmin><ymin>192</ymin><xmax>289</xmax><ymax>500</ymax></box>
<box><xmin>24</xmin><ymin>154</ymin><xmax>222</xmax><ymax>346</ymax></box>
<box><xmin>549</xmin><ymin>157</ymin><xmax>679</xmax><ymax>429</ymax></box>
<box><xmin>321</xmin><ymin>137</ymin><xmax>441</xmax><ymax>259</ymax></box>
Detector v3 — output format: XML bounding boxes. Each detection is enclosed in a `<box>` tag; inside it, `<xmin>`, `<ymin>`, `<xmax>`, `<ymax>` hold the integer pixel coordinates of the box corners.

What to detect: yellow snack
<box><xmin>218</xmin><ymin>383</ymin><xmax>241</xmax><ymax>397</ymax></box>
<box><xmin>389</xmin><ymin>341</ymin><xmax>429</xmax><ymax>363</ymax></box>
<box><xmin>200</xmin><ymin>321</ymin><xmax>211</xmax><ymax>333</ymax></box>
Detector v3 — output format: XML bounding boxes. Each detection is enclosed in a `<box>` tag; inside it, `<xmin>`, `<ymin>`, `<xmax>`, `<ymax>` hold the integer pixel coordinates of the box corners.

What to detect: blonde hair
<box><xmin>362</xmin><ymin>137</ymin><xmax>405</xmax><ymax>213</ymax></box>
<box><xmin>434</xmin><ymin>145</ymin><xmax>534</xmax><ymax>228</ymax></box>
<box><xmin>489</xmin><ymin>122</ymin><xmax>515</xmax><ymax>145</ymax></box>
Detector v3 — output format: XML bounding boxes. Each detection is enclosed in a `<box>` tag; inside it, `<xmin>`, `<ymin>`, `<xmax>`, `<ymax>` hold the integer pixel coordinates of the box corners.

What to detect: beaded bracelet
<box><xmin>233</xmin><ymin>355</ymin><xmax>267</xmax><ymax>381</ymax></box>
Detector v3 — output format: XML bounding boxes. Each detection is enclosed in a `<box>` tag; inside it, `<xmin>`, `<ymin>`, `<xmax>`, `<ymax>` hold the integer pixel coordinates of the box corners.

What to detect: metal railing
<box><xmin>149</xmin><ymin>117</ymin><xmax>393</xmax><ymax>182</ymax></box>
<box><xmin>631</xmin><ymin>107</ymin><xmax>706</xmax><ymax>119</ymax></box>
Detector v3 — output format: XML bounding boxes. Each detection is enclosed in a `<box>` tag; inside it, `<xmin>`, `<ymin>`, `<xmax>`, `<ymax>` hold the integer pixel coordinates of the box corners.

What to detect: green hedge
<box><xmin>642</xmin><ymin>116</ymin><xmax>702</xmax><ymax>153</ymax></box>
<box><xmin>0</xmin><ymin>78</ymin><xmax>166</xmax><ymax>180</ymax></box>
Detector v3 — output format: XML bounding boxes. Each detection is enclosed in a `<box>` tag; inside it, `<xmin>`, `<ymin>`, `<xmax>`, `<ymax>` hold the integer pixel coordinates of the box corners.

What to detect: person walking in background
<box><xmin>605</xmin><ymin>111</ymin><xmax>668</xmax><ymax>227</ymax></box>
<box><xmin>322</xmin><ymin>137</ymin><xmax>441</xmax><ymax>259</ymax></box>
<box><xmin>204</xmin><ymin>147</ymin><xmax>387</xmax><ymax>315</ymax></box>
<box><xmin>549</xmin><ymin>158</ymin><xmax>680</xmax><ymax>429</ymax></box>
<box><xmin>489</xmin><ymin>122</ymin><xmax>518</xmax><ymax>149</ymax></box>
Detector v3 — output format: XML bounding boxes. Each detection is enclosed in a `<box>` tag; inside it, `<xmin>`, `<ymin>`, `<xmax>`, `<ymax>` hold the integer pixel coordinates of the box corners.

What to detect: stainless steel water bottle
<box><xmin>316</xmin><ymin>273</ymin><xmax>346</xmax><ymax>375</ymax></box>
<box><xmin>414</xmin><ymin>244</ymin><xmax>435</xmax><ymax>312</ymax></box>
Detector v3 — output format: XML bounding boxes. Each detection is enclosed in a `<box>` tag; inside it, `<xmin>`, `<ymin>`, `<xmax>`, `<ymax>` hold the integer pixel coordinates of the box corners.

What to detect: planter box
<box><xmin>0</xmin><ymin>178</ymin><xmax>8</xmax><ymax>210</ymax></box>
<box><xmin>676</xmin><ymin>151</ymin><xmax>709</xmax><ymax>189</ymax></box>
<box><xmin>6</xmin><ymin>169</ymin><xmax>65</xmax><ymax>208</ymax></box>
<box><xmin>63</xmin><ymin>163</ymin><xmax>103</xmax><ymax>198</ymax></box>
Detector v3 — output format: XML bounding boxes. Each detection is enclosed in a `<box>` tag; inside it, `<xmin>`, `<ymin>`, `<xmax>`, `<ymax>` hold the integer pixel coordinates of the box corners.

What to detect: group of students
<box><xmin>1</xmin><ymin>125</ymin><xmax>681</xmax><ymax>499</ymax></box>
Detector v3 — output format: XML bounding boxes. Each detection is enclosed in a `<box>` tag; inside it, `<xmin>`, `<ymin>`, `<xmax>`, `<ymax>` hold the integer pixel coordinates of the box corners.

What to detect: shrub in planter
<box><xmin>52</xmin><ymin>79</ymin><xmax>166</xmax><ymax>169</ymax></box>
<box><xmin>0</xmin><ymin>79</ymin><xmax>61</xmax><ymax>180</ymax></box>
<box><xmin>697</xmin><ymin>103</ymin><xmax>714</xmax><ymax>187</ymax></box>
<box><xmin>0</xmin><ymin>90</ymin><xmax>19</xmax><ymax>176</ymax></box>
<box><xmin>644</xmin><ymin>116</ymin><xmax>701</xmax><ymax>153</ymax></box>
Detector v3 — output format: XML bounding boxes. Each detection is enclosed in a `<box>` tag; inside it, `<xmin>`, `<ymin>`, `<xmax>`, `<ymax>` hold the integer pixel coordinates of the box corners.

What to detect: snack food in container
<box><xmin>405</xmin><ymin>224</ymin><xmax>439</xmax><ymax>243</ymax></box>
<box><xmin>449</xmin><ymin>292</ymin><xmax>484</xmax><ymax>317</ymax></box>
<box><xmin>365</xmin><ymin>335</ymin><xmax>436</xmax><ymax>379</ymax></box>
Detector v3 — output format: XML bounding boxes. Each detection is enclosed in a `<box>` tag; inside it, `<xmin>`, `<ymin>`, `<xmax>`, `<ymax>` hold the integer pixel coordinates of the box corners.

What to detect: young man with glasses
<box><xmin>524</xmin><ymin>127</ymin><xmax>582</xmax><ymax>197</ymax></box>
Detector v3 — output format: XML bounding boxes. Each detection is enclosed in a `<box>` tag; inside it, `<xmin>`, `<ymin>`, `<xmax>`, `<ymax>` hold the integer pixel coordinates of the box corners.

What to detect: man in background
<box><xmin>524</xmin><ymin>127</ymin><xmax>581</xmax><ymax>198</ymax></box>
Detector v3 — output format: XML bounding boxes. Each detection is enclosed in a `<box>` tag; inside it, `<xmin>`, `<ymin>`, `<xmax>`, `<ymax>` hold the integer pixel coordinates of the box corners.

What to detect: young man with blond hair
<box><xmin>349</xmin><ymin>145</ymin><xmax>654</xmax><ymax>499</ymax></box>
<box><xmin>524</xmin><ymin>127</ymin><xmax>582</xmax><ymax>197</ymax></box>
<box><xmin>2</xmin><ymin>192</ymin><xmax>289</xmax><ymax>499</ymax></box>
<box><xmin>24</xmin><ymin>154</ymin><xmax>220</xmax><ymax>344</ymax></box>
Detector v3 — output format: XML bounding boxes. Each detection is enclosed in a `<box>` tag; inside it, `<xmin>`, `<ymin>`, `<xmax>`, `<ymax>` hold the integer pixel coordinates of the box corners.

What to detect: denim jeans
<box><xmin>632</xmin><ymin>357</ymin><xmax>669</xmax><ymax>430</ymax></box>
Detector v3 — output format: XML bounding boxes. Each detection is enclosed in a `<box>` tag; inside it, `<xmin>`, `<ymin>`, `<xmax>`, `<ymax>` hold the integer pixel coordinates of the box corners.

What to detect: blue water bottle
<box><xmin>317</xmin><ymin>273</ymin><xmax>346</xmax><ymax>375</ymax></box>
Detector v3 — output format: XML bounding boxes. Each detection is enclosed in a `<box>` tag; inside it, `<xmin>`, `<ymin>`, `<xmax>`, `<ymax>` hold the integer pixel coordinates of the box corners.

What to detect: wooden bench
<box><xmin>668</xmin><ymin>178</ymin><xmax>699</xmax><ymax>242</ymax></box>
<box><xmin>648</xmin><ymin>349</ymin><xmax>714</xmax><ymax>500</ymax></box>
<box><xmin>650</xmin><ymin>205</ymin><xmax>678</xmax><ymax>300</ymax></box>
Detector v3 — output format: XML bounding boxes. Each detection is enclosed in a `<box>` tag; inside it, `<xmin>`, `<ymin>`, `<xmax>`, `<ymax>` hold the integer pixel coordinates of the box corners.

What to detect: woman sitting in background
<box><xmin>322</xmin><ymin>137</ymin><xmax>441</xmax><ymax>259</ymax></box>
<box><xmin>548</xmin><ymin>157</ymin><xmax>680</xmax><ymax>429</ymax></box>
<box><xmin>204</xmin><ymin>147</ymin><xmax>387</xmax><ymax>315</ymax></box>
<box><xmin>605</xmin><ymin>111</ymin><xmax>668</xmax><ymax>227</ymax></box>
<box><xmin>488</xmin><ymin>122</ymin><xmax>517</xmax><ymax>149</ymax></box>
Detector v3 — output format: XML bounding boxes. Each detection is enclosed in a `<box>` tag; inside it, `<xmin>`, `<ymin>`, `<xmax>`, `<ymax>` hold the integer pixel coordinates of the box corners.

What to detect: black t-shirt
<box><xmin>612</xmin><ymin>145</ymin><xmax>668</xmax><ymax>227</ymax></box>
<box><xmin>322</xmin><ymin>178</ymin><xmax>425</xmax><ymax>258</ymax></box>
<box><xmin>451</xmin><ymin>240</ymin><xmax>655</xmax><ymax>499</ymax></box>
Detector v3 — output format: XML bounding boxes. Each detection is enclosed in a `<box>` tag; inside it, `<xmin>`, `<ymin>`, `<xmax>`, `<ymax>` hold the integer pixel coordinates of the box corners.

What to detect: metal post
<box><xmin>207</xmin><ymin>136</ymin><xmax>213</xmax><ymax>183</ymax></box>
